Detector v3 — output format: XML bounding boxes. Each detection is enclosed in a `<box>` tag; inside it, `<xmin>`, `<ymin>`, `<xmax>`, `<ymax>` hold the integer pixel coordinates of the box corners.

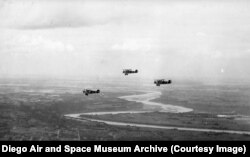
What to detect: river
<box><xmin>64</xmin><ymin>91</ymin><xmax>250</xmax><ymax>135</ymax></box>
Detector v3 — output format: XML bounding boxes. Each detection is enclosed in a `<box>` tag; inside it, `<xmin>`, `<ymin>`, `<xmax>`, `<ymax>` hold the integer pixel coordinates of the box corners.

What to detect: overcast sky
<box><xmin>0</xmin><ymin>0</ymin><xmax>250</xmax><ymax>82</ymax></box>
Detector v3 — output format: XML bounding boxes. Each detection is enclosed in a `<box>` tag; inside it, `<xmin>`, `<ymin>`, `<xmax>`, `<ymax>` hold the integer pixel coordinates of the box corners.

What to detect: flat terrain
<box><xmin>81</xmin><ymin>112</ymin><xmax>250</xmax><ymax>132</ymax></box>
<box><xmin>1</xmin><ymin>78</ymin><xmax>250</xmax><ymax>140</ymax></box>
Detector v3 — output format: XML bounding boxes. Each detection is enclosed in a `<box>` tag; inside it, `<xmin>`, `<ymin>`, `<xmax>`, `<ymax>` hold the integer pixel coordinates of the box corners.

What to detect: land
<box><xmin>80</xmin><ymin>112</ymin><xmax>250</xmax><ymax>132</ymax></box>
<box><xmin>1</xmin><ymin>78</ymin><xmax>250</xmax><ymax>140</ymax></box>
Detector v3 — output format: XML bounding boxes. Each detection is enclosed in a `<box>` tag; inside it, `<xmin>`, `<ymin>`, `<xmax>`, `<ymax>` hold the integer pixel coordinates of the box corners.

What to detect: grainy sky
<box><xmin>0</xmin><ymin>0</ymin><xmax>250</xmax><ymax>81</ymax></box>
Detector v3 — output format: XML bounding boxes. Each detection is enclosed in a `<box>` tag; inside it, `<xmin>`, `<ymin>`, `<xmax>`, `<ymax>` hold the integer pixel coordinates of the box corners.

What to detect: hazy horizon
<box><xmin>1</xmin><ymin>0</ymin><xmax>250</xmax><ymax>83</ymax></box>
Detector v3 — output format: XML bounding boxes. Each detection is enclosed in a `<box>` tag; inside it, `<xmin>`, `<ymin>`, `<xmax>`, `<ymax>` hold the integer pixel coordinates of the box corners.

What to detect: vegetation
<box><xmin>1</xmin><ymin>78</ymin><xmax>250</xmax><ymax>140</ymax></box>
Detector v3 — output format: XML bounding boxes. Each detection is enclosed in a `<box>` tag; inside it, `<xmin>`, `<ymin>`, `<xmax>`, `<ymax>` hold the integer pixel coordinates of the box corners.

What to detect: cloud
<box><xmin>210</xmin><ymin>50</ymin><xmax>223</xmax><ymax>59</ymax></box>
<box><xmin>196</xmin><ymin>32</ymin><xmax>207</xmax><ymax>37</ymax></box>
<box><xmin>112</xmin><ymin>43</ymin><xmax>135</xmax><ymax>51</ymax></box>
<box><xmin>0</xmin><ymin>0</ymin><xmax>137</xmax><ymax>29</ymax></box>
<box><xmin>111</xmin><ymin>38</ymin><xmax>154</xmax><ymax>52</ymax></box>
<box><xmin>3</xmin><ymin>34</ymin><xmax>75</xmax><ymax>54</ymax></box>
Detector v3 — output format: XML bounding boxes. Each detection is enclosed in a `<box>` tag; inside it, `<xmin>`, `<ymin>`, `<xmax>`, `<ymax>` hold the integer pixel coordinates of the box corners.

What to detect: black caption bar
<box><xmin>0</xmin><ymin>141</ymin><xmax>249</xmax><ymax>155</ymax></box>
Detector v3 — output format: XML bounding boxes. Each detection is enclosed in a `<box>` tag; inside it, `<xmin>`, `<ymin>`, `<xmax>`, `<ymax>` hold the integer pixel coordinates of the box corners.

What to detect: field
<box><xmin>1</xmin><ymin>78</ymin><xmax>250</xmax><ymax>140</ymax></box>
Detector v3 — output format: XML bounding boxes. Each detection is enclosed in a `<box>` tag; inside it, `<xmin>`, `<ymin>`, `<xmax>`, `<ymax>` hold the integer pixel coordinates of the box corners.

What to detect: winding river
<box><xmin>64</xmin><ymin>91</ymin><xmax>250</xmax><ymax>135</ymax></box>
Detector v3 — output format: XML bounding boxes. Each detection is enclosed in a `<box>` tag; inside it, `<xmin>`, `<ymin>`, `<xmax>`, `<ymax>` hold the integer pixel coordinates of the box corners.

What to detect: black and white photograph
<box><xmin>1</xmin><ymin>0</ymin><xmax>250</xmax><ymax>141</ymax></box>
